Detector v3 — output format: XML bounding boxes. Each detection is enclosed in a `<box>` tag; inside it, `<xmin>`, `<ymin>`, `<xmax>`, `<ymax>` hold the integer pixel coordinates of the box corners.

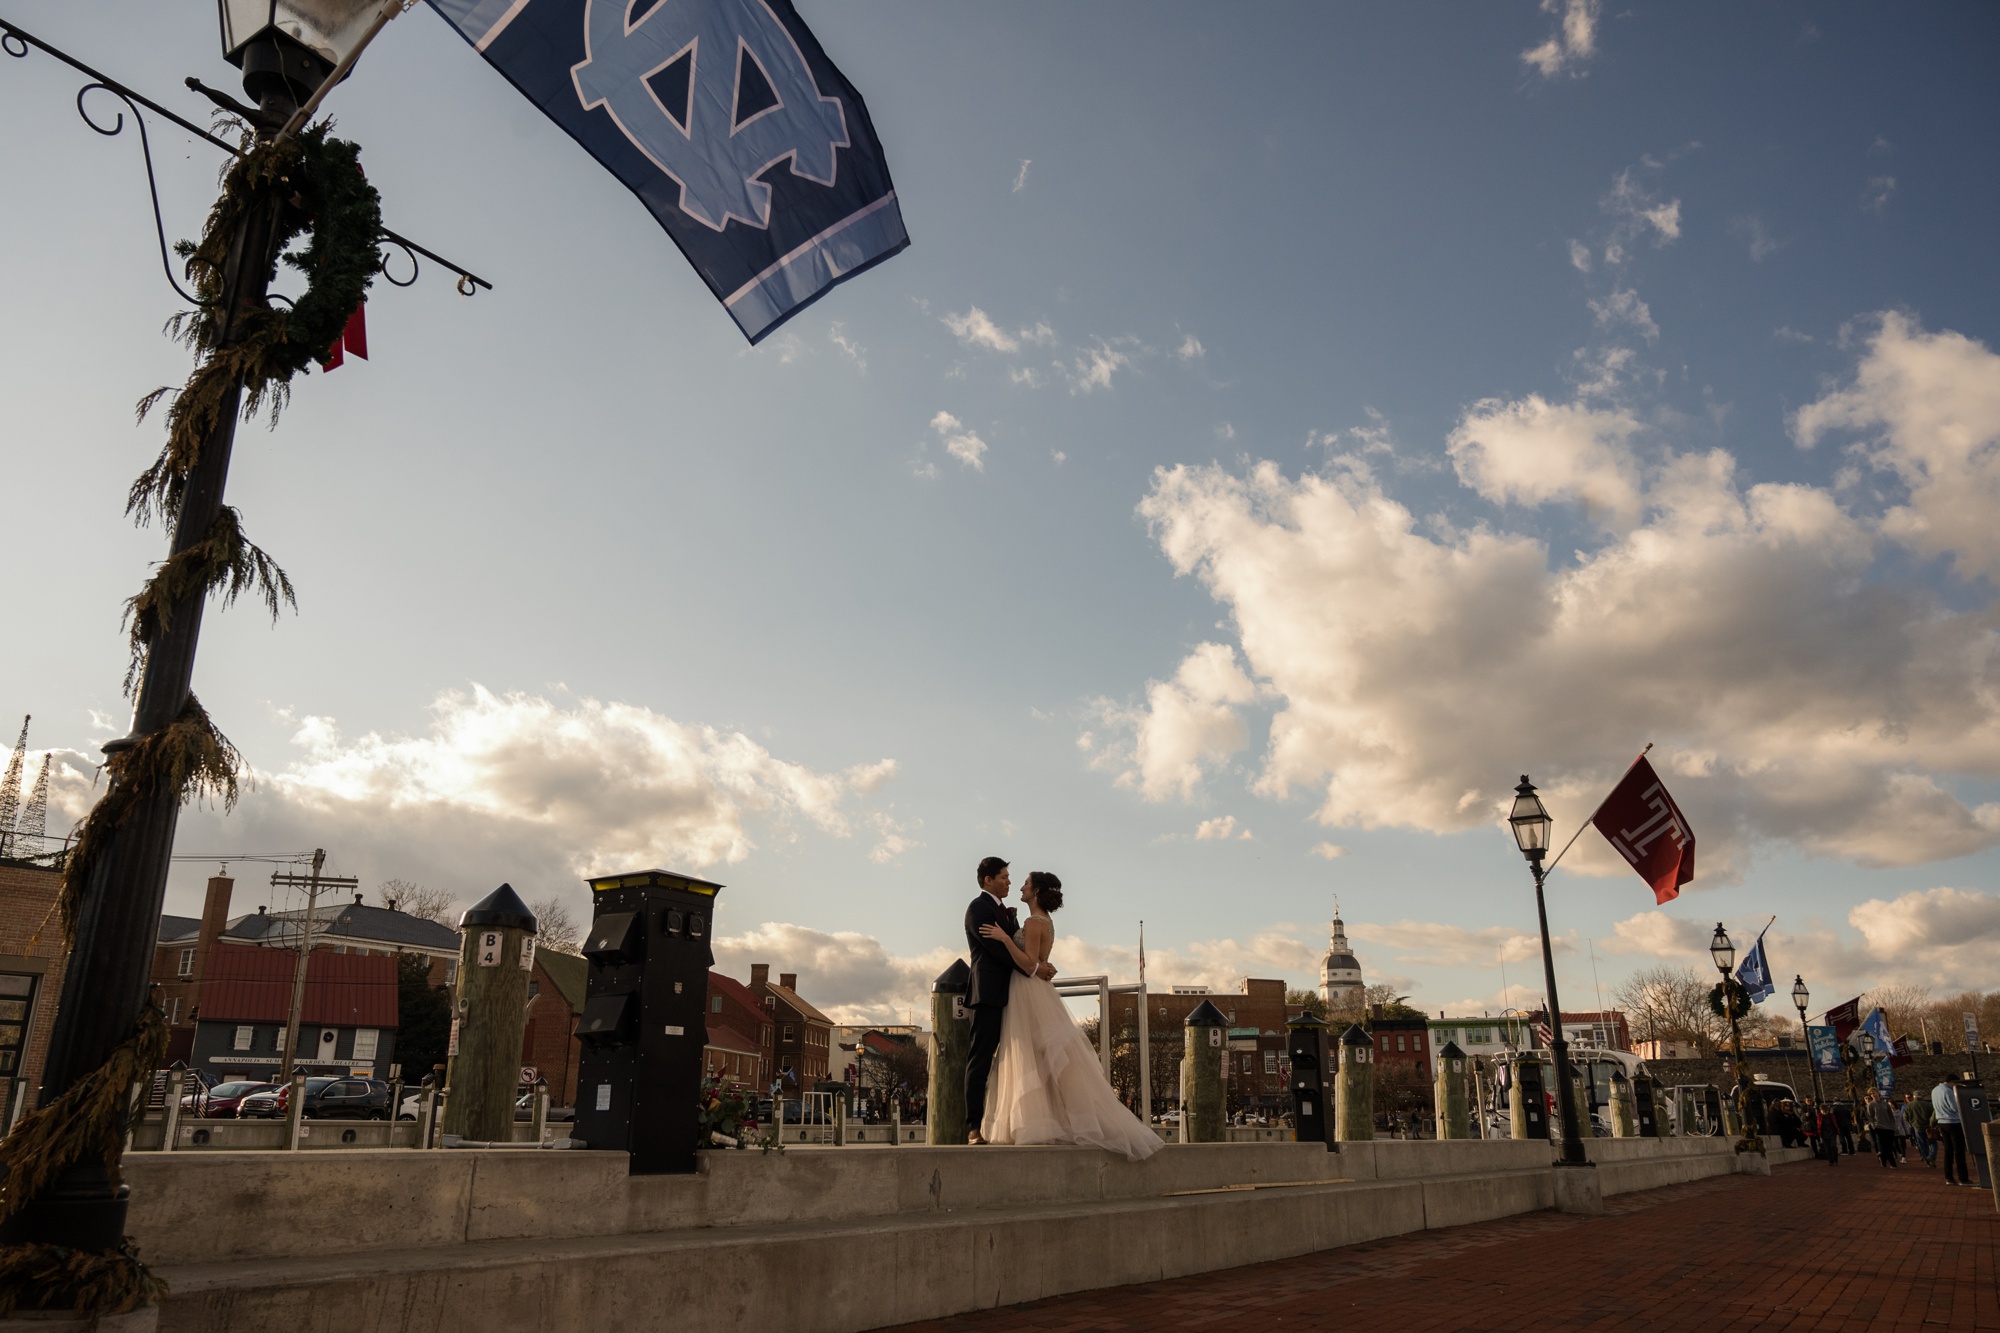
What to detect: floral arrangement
<box><xmin>698</xmin><ymin>1076</ymin><xmax>779</xmax><ymax>1153</ymax></box>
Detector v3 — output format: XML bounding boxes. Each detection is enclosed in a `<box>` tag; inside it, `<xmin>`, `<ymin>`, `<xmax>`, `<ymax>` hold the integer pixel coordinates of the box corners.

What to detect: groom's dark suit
<box><xmin>963</xmin><ymin>890</ymin><xmax>1021</xmax><ymax>1134</ymax></box>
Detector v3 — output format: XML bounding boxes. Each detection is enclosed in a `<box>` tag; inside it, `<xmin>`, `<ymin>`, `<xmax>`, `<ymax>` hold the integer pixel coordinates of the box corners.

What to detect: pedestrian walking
<box><xmin>1933</xmin><ymin>1073</ymin><xmax>1970</xmax><ymax>1186</ymax></box>
<box><xmin>1865</xmin><ymin>1090</ymin><xmax>1899</xmax><ymax>1168</ymax></box>
<box><xmin>1815</xmin><ymin>1101</ymin><xmax>1842</xmax><ymax>1166</ymax></box>
<box><xmin>1891</xmin><ymin>1096</ymin><xmax>1912</xmax><ymax>1165</ymax></box>
<box><xmin>1908</xmin><ymin>1091</ymin><xmax>1937</xmax><ymax>1168</ymax></box>
<box><xmin>1834</xmin><ymin>1101</ymin><xmax>1857</xmax><ymax>1155</ymax></box>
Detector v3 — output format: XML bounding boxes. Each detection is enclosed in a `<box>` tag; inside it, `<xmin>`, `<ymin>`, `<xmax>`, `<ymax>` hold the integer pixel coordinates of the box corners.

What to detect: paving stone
<box><xmin>882</xmin><ymin>1161</ymin><xmax>1998</xmax><ymax>1332</ymax></box>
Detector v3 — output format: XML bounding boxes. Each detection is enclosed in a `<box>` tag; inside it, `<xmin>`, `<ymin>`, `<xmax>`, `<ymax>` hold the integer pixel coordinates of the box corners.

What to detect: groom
<box><xmin>963</xmin><ymin>855</ymin><xmax>1055</xmax><ymax>1143</ymax></box>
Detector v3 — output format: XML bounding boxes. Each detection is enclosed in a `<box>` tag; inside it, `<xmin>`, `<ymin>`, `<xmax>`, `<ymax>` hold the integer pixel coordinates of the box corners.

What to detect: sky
<box><xmin>4</xmin><ymin>1</ymin><xmax>1999</xmax><ymax>1027</ymax></box>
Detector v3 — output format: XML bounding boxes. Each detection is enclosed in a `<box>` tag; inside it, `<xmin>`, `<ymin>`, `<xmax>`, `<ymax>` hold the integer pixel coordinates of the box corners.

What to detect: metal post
<box><xmin>1098</xmin><ymin>976</ymin><xmax>1112</xmax><ymax>1083</ymax></box>
<box><xmin>1531</xmin><ymin>864</ymin><xmax>1588</xmax><ymax>1165</ymax></box>
<box><xmin>1796</xmin><ymin>998</ymin><xmax>1824</xmax><ymax>1109</ymax></box>
<box><xmin>1718</xmin><ymin>966</ymin><xmax>1764</xmax><ymax>1154</ymax></box>
<box><xmin>1138</xmin><ymin>985</ymin><xmax>1152</xmax><ymax>1126</ymax></box>
<box><xmin>160</xmin><ymin>1068</ymin><xmax>186</xmax><ymax>1152</ymax></box>
<box><xmin>284</xmin><ymin>1071</ymin><xmax>307</xmax><ymax>1151</ymax></box>
<box><xmin>531</xmin><ymin>1079</ymin><xmax>549</xmax><ymax>1144</ymax></box>
<box><xmin>279</xmin><ymin>849</ymin><xmax>327</xmax><ymax>1081</ymax></box>
<box><xmin>17</xmin><ymin>66</ymin><xmax>299</xmax><ymax>1254</ymax></box>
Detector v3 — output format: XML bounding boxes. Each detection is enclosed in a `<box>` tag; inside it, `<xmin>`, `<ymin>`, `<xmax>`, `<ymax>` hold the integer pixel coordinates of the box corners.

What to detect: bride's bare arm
<box><xmin>977</xmin><ymin>921</ymin><xmax>1039</xmax><ymax>974</ymax></box>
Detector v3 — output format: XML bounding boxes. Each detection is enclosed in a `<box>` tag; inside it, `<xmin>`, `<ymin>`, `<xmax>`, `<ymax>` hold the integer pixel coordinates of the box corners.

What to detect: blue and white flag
<box><xmin>1735</xmin><ymin>925</ymin><xmax>1774</xmax><ymax>1003</ymax></box>
<box><xmin>428</xmin><ymin>0</ymin><xmax>909</xmax><ymax>342</ymax></box>
<box><xmin>1858</xmin><ymin>1005</ymin><xmax>1894</xmax><ymax>1052</ymax></box>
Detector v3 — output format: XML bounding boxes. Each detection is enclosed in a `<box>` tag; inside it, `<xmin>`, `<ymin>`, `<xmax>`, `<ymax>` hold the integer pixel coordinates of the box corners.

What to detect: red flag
<box><xmin>1590</xmin><ymin>755</ymin><xmax>1695</xmax><ymax>903</ymax></box>
<box><xmin>322</xmin><ymin>303</ymin><xmax>369</xmax><ymax>371</ymax></box>
<box><xmin>1823</xmin><ymin>997</ymin><xmax>1861</xmax><ymax>1042</ymax></box>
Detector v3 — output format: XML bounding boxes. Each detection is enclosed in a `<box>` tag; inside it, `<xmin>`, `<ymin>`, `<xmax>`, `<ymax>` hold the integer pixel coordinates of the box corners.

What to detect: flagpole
<box><xmin>1542</xmin><ymin>743</ymin><xmax>1653</xmax><ymax>875</ymax></box>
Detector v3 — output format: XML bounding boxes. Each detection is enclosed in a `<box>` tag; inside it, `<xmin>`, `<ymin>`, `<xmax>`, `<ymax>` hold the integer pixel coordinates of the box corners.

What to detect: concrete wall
<box><xmin>132</xmin><ymin>1136</ymin><xmax>1796</xmax><ymax>1333</ymax></box>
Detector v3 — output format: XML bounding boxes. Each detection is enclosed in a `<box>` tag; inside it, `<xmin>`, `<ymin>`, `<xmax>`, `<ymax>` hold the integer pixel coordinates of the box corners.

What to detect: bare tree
<box><xmin>1615</xmin><ymin>964</ymin><xmax>1722</xmax><ymax>1053</ymax></box>
<box><xmin>380</xmin><ymin>879</ymin><xmax>457</xmax><ymax>925</ymax></box>
<box><xmin>527</xmin><ymin>895</ymin><xmax>582</xmax><ymax>955</ymax></box>
<box><xmin>1862</xmin><ymin>983</ymin><xmax>1933</xmax><ymax>1038</ymax></box>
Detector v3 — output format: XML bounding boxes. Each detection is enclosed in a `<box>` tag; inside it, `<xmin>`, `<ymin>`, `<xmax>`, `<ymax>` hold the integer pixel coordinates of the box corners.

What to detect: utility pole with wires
<box><xmin>270</xmin><ymin>850</ymin><xmax>358</xmax><ymax>1079</ymax></box>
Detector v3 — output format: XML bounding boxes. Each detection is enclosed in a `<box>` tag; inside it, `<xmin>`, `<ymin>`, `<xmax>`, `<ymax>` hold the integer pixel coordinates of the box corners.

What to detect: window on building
<box><xmin>232</xmin><ymin>1025</ymin><xmax>255</xmax><ymax>1052</ymax></box>
<box><xmin>177</xmin><ymin>947</ymin><xmax>196</xmax><ymax>977</ymax></box>
<box><xmin>1264</xmin><ymin>1051</ymin><xmax>1278</xmax><ymax>1074</ymax></box>
<box><xmin>1241</xmin><ymin>1054</ymin><xmax>1253</xmax><ymax>1073</ymax></box>
<box><xmin>783</xmin><ymin>1025</ymin><xmax>795</xmax><ymax>1042</ymax></box>
<box><xmin>1414</xmin><ymin>1035</ymin><xmax>1423</xmax><ymax>1051</ymax></box>
<box><xmin>711</xmin><ymin>995</ymin><xmax>723</xmax><ymax>1014</ymax></box>
<box><xmin>165</xmin><ymin>998</ymin><xmax>182</xmax><ymax>1025</ymax></box>
<box><xmin>1396</xmin><ymin>1035</ymin><xmax>1406</xmax><ymax>1052</ymax></box>
<box><xmin>353</xmin><ymin>1029</ymin><xmax>379</xmax><ymax>1062</ymax></box>
<box><xmin>445</xmin><ymin>962</ymin><xmax>458</xmax><ymax>985</ymax></box>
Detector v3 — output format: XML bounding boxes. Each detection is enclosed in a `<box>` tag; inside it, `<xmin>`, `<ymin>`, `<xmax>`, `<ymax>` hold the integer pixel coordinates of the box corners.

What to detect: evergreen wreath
<box><xmin>3</xmin><ymin>122</ymin><xmax>382</xmax><ymax>1318</ymax></box>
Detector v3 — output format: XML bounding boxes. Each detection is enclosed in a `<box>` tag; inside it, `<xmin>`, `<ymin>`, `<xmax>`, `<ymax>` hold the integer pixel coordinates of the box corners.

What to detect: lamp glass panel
<box><xmin>276</xmin><ymin>1</ymin><xmax>378</xmax><ymax>63</ymax></box>
<box><xmin>1709</xmin><ymin>927</ymin><xmax>1734</xmax><ymax>972</ymax></box>
<box><xmin>221</xmin><ymin>0</ymin><xmax>275</xmax><ymax>55</ymax></box>
<box><xmin>1508</xmin><ymin>793</ymin><xmax>1551</xmax><ymax>853</ymax></box>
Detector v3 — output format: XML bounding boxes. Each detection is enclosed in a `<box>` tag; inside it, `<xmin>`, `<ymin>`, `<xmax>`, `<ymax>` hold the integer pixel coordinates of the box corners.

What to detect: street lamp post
<box><xmin>1791</xmin><ymin>975</ymin><xmax>1823</xmax><ymax>1108</ymax></box>
<box><xmin>9</xmin><ymin>2</ymin><xmax>392</xmax><ymax>1262</ymax></box>
<box><xmin>1508</xmin><ymin>776</ymin><xmax>1588</xmax><ymax>1167</ymax></box>
<box><xmin>1709</xmin><ymin>924</ymin><xmax>1765</xmax><ymax>1155</ymax></box>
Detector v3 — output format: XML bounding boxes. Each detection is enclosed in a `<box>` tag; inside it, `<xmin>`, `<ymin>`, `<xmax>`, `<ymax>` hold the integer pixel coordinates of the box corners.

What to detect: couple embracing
<box><xmin>961</xmin><ymin>856</ymin><xmax>1162</xmax><ymax>1160</ymax></box>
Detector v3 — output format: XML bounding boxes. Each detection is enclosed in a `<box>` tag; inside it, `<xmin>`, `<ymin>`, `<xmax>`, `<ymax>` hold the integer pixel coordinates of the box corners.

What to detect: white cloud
<box><xmin>1447</xmin><ymin>393</ymin><xmax>1643</xmax><ymax>527</ymax></box>
<box><xmin>1733</xmin><ymin>215</ymin><xmax>1785</xmax><ymax>263</ymax></box>
<box><xmin>1113</xmin><ymin>313</ymin><xmax>2000</xmax><ymax>874</ymax></box>
<box><xmin>1603</xmin><ymin>170</ymin><xmax>1681</xmax><ymax>244</ymax></box>
<box><xmin>1600</xmin><ymin>910</ymin><xmax>1711</xmax><ymax>957</ymax></box>
<box><xmin>1177</xmin><ymin>335</ymin><xmax>1206</xmax><ymax>361</ymax></box>
<box><xmin>711</xmin><ymin>922</ymin><xmax>958</xmax><ymax>1025</ymax></box>
<box><xmin>941</xmin><ymin>307</ymin><xmax>1018</xmax><ymax>353</ymax></box>
<box><xmin>1066</xmin><ymin>340</ymin><xmax>1132</xmax><ymax>394</ymax></box>
<box><xmin>1568</xmin><ymin>239</ymin><xmax>1592</xmax><ymax>272</ymax></box>
<box><xmin>1521</xmin><ymin>0</ymin><xmax>1600</xmax><ymax>78</ymax></box>
<box><xmin>1012</xmin><ymin>159</ymin><xmax>1032</xmax><ymax>193</ymax></box>
<box><xmin>1091</xmin><ymin>642</ymin><xmax>1261</xmax><ymax>802</ymax></box>
<box><xmin>929</xmin><ymin>410</ymin><xmax>989</xmax><ymax>471</ymax></box>
<box><xmin>1588</xmin><ymin>288</ymin><xmax>1659</xmax><ymax>341</ymax></box>
<box><xmin>1847</xmin><ymin>887</ymin><xmax>2000</xmax><ymax>990</ymax></box>
<box><xmin>827</xmin><ymin>322</ymin><xmax>866</xmax><ymax>372</ymax></box>
<box><xmin>1194</xmin><ymin>815</ymin><xmax>1253</xmax><ymax>841</ymax></box>
<box><xmin>1792</xmin><ymin>313</ymin><xmax>2000</xmax><ymax>579</ymax></box>
<box><xmin>1347</xmin><ymin>920</ymin><xmax>1550</xmax><ymax>968</ymax></box>
<box><xmin>1309</xmin><ymin>842</ymin><xmax>1347</xmax><ymax>860</ymax></box>
<box><xmin>1864</xmin><ymin>176</ymin><xmax>1896</xmax><ymax>214</ymax></box>
<box><xmin>1010</xmin><ymin>367</ymin><xmax>1042</xmax><ymax>388</ymax></box>
<box><xmin>1051</xmin><ymin>449</ymin><xmax>1067</xmax><ymax>465</ymax></box>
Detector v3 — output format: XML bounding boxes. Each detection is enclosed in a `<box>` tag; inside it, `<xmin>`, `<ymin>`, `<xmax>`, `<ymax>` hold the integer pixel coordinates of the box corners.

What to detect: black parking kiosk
<box><xmin>1957</xmin><ymin>1077</ymin><xmax>1991</xmax><ymax>1190</ymax></box>
<box><xmin>572</xmin><ymin>869</ymin><xmax>724</xmax><ymax>1174</ymax></box>
<box><xmin>1632</xmin><ymin>1072</ymin><xmax>1660</xmax><ymax>1137</ymax></box>
<box><xmin>1286</xmin><ymin>1012</ymin><xmax>1333</xmax><ymax>1149</ymax></box>
<box><xmin>1513</xmin><ymin>1055</ymin><xmax>1550</xmax><ymax>1140</ymax></box>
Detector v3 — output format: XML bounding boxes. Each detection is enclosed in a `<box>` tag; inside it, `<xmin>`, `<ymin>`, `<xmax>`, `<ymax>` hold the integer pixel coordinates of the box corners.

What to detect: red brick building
<box><xmin>1367</xmin><ymin>1008</ymin><xmax>1432</xmax><ymax>1078</ymax></box>
<box><xmin>522</xmin><ymin>949</ymin><xmax>586</xmax><ymax>1108</ymax></box>
<box><xmin>706</xmin><ymin>970</ymin><xmax>771</xmax><ymax>1092</ymax></box>
<box><xmin>748</xmin><ymin>964</ymin><xmax>831</xmax><ymax>1092</ymax></box>
<box><xmin>0</xmin><ymin>859</ymin><xmax>67</xmax><ymax>1126</ymax></box>
<box><xmin>1110</xmin><ymin>979</ymin><xmax>1291</xmax><ymax>1110</ymax></box>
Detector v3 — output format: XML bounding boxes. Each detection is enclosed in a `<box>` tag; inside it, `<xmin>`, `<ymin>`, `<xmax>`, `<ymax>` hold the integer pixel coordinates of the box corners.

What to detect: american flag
<box><xmin>1535</xmin><ymin>1011</ymin><xmax>1554</xmax><ymax>1047</ymax></box>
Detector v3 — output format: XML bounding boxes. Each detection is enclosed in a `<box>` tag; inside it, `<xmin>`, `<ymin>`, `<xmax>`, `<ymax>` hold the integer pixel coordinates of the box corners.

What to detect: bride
<box><xmin>977</xmin><ymin>871</ymin><xmax>1163</xmax><ymax>1160</ymax></box>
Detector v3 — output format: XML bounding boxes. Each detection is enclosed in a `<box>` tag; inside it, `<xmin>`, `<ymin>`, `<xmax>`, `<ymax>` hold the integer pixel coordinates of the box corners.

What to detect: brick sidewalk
<box><xmin>884</xmin><ymin>1161</ymin><xmax>1999</xmax><ymax>1332</ymax></box>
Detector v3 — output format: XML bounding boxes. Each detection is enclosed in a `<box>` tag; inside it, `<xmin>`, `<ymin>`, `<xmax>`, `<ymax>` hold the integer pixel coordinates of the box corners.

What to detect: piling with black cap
<box><xmin>443</xmin><ymin>883</ymin><xmax>537</xmax><ymax>1142</ymax></box>
<box><xmin>1336</xmin><ymin>1024</ymin><xmax>1375</xmax><ymax>1141</ymax></box>
<box><xmin>1183</xmin><ymin>1000</ymin><xmax>1228</xmax><ymax>1142</ymax></box>
<box><xmin>928</xmin><ymin>959</ymin><xmax>971</xmax><ymax>1144</ymax></box>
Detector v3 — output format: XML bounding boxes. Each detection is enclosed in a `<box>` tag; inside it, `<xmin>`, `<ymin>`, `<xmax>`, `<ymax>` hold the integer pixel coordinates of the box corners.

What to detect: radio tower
<box><xmin>0</xmin><ymin>716</ymin><xmax>26</xmax><ymax>860</ymax></box>
<box><xmin>16</xmin><ymin>754</ymin><xmax>51</xmax><ymax>853</ymax></box>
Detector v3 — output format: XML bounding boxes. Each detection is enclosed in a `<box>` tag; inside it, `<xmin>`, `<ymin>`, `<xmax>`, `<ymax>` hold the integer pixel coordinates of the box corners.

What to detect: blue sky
<box><xmin>5</xmin><ymin>1</ymin><xmax>1999</xmax><ymax>1024</ymax></box>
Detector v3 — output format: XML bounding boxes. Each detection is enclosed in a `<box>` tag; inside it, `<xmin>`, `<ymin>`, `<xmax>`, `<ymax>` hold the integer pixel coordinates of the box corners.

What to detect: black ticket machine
<box><xmin>572</xmin><ymin>869</ymin><xmax>723</xmax><ymax>1173</ymax></box>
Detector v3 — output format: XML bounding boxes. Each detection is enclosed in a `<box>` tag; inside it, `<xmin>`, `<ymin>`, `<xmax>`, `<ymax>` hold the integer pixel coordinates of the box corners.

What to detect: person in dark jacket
<box><xmin>1865</xmin><ymin>1091</ymin><xmax>1900</xmax><ymax>1167</ymax></box>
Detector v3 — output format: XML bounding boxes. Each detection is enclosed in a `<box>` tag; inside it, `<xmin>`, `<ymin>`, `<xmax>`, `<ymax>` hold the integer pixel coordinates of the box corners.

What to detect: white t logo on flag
<box><xmin>1609</xmin><ymin>782</ymin><xmax>1688</xmax><ymax>866</ymax></box>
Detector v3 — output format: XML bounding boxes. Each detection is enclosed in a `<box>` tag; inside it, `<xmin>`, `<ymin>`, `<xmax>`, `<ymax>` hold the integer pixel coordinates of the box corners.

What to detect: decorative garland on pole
<box><xmin>0</xmin><ymin>120</ymin><xmax>379</xmax><ymax>1319</ymax></box>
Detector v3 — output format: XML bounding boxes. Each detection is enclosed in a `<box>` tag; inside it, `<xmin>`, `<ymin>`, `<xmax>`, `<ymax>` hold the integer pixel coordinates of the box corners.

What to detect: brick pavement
<box><xmin>884</xmin><ymin>1160</ymin><xmax>1999</xmax><ymax>1332</ymax></box>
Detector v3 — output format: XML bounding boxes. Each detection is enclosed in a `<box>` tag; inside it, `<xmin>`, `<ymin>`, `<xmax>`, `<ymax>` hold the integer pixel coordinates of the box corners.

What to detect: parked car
<box><xmin>513</xmin><ymin>1091</ymin><xmax>575</xmax><ymax>1122</ymax></box>
<box><xmin>240</xmin><ymin>1077</ymin><xmax>393</xmax><ymax>1120</ymax></box>
<box><xmin>200</xmin><ymin>1081</ymin><xmax>278</xmax><ymax>1118</ymax></box>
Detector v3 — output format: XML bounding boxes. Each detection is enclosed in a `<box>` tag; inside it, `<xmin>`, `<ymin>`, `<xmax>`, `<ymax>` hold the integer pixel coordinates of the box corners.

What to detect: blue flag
<box><xmin>428</xmin><ymin>0</ymin><xmax>909</xmax><ymax>342</ymax></box>
<box><xmin>1858</xmin><ymin>1005</ymin><xmax>1894</xmax><ymax>1052</ymax></box>
<box><xmin>1806</xmin><ymin>1024</ymin><xmax>1842</xmax><ymax>1073</ymax></box>
<box><xmin>1735</xmin><ymin>927</ymin><xmax>1774</xmax><ymax>1003</ymax></box>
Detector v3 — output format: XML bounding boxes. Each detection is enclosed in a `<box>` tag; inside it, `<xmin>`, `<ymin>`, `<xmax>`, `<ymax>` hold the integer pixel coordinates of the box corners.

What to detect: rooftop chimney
<box><xmin>779</xmin><ymin>972</ymin><xmax>798</xmax><ymax>993</ymax></box>
<box><xmin>257</xmin><ymin>904</ymin><xmax>267</xmax><ymax>915</ymax></box>
<box><xmin>353</xmin><ymin>893</ymin><xmax>364</xmax><ymax>906</ymax></box>
<box><xmin>750</xmin><ymin>963</ymin><xmax>770</xmax><ymax>990</ymax></box>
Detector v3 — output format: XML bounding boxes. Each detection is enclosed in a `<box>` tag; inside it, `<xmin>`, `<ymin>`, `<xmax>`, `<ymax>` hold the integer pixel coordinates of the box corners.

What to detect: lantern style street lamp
<box><xmin>1508</xmin><ymin>776</ymin><xmax>1587</xmax><ymax>1167</ymax></box>
<box><xmin>13</xmin><ymin>0</ymin><xmax>403</xmax><ymax>1266</ymax></box>
<box><xmin>1710</xmin><ymin>923</ymin><xmax>1764</xmax><ymax>1155</ymax></box>
<box><xmin>1792</xmin><ymin>975</ymin><xmax>1824</xmax><ymax>1109</ymax></box>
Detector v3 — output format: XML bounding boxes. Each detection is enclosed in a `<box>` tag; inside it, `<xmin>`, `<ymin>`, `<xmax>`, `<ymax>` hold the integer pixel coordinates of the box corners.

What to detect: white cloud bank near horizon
<box><xmin>1097</xmin><ymin>312</ymin><xmax>2000</xmax><ymax>881</ymax></box>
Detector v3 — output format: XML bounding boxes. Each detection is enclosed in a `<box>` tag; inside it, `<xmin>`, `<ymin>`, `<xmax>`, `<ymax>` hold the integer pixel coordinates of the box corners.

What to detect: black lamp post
<box><xmin>1508</xmin><ymin>775</ymin><xmax>1588</xmax><ymax>1166</ymax></box>
<box><xmin>1709</xmin><ymin>923</ymin><xmax>1764</xmax><ymax>1154</ymax></box>
<box><xmin>1791</xmin><ymin>975</ymin><xmax>1823</xmax><ymax>1109</ymax></box>
<box><xmin>7</xmin><ymin>1</ymin><xmax>391</xmax><ymax>1261</ymax></box>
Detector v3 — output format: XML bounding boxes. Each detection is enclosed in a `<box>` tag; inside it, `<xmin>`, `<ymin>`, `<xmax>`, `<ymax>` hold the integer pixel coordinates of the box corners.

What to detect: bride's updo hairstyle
<box><xmin>1026</xmin><ymin>871</ymin><xmax>1064</xmax><ymax>912</ymax></box>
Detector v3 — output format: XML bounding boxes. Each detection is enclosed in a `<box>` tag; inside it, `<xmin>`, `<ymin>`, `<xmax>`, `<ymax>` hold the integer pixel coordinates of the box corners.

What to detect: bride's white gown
<box><xmin>981</xmin><ymin>923</ymin><xmax>1164</xmax><ymax>1160</ymax></box>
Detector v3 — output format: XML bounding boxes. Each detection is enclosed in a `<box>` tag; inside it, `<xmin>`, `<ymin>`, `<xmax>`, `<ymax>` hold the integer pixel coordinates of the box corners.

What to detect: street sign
<box><xmin>520</xmin><ymin>1066</ymin><xmax>539</xmax><ymax>1086</ymax></box>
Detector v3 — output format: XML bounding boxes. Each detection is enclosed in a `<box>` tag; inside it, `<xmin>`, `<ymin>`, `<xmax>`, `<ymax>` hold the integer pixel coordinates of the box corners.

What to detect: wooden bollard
<box><xmin>1510</xmin><ymin>1054</ymin><xmax>1547</xmax><ymax>1140</ymax></box>
<box><xmin>1183</xmin><ymin>1001</ymin><xmax>1227</xmax><ymax>1142</ymax></box>
<box><xmin>443</xmin><ymin>884</ymin><xmax>537</xmax><ymax>1143</ymax></box>
<box><xmin>927</xmin><ymin>960</ymin><xmax>971</xmax><ymax>1144</ymax></box>
<box><xmin>1434</xmin><ymin>1041</ymin><xmax>1470</xmax><ymax>1139</ymax></box>
<box><xmin>1610</xmin><ymin>1069</ymin><xmax>1638</xmax><ymax>1137</ymax></box>
<box><xmin>1336</xmin><ymin>1024</ymin><xmax>1374</xmax><ymax>1141</ymax></box>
